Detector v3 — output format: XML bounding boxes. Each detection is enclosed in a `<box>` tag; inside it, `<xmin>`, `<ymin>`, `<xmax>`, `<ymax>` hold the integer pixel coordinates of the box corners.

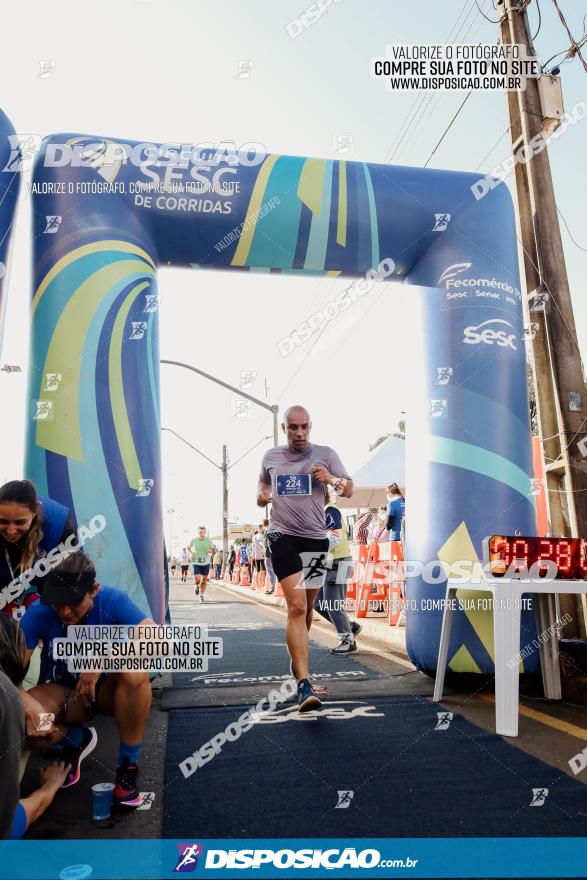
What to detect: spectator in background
<box><xmin>262</xmin><ymin>520</ymin><xmax>277</xmax><ymax>594</ymax></box>
<box><xmin>238</xmin><ymin>540</ymin><xmax>250</xmax><ymax>580</ymax></box>
<box><xmin>386</xmin><ymin>484</ymin><xmax>405</xmax><ymax>542</ymax></box>
<box><xmin>228</xmin><ymin>544</ymin><xmax>237</xmax><ymax>579</ymax></box>
<box><xmin>0</xmin><ymin>480</ymin><xmax>75</xmax><ymax>621</ymax></box>
<box><xmin>370</xmin><ymin>507</ymin><xmax>389</xmax><ymax>543</ymax></box>
<box><xmin>353</xmin><ymin>509</ymin><xmax>377</xmax><ymax>545</ymax></box>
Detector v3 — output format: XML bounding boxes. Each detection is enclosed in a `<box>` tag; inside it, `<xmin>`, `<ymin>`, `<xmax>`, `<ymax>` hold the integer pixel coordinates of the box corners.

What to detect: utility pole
<box><xmin>222</xmin><ymin>444</ymin><xmax>229</xmax><ymax>560</ymax></box>
<box><xmin>500</xmin><ymin>0</ymin><xmax>587</xmax><ymax>637</ymax></box>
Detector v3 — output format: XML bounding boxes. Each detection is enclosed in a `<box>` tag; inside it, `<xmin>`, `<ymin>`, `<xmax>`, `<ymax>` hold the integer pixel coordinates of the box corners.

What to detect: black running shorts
<box><xmin>268</xmin><ymin>532</ymin><xmax>329</xmax><ymax>587</ymax></box>
<box><xmin>254</xmin><ymin>558</ymin><xmax>266</xmax><ymax>572</ymax></box>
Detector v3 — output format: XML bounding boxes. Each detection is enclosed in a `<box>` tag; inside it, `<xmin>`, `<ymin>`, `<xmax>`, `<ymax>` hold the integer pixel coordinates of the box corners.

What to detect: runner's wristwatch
<box><xmin>331</xmin><ymin>477</ymin><xmax>348</xmax><ymax>494</ymax></box>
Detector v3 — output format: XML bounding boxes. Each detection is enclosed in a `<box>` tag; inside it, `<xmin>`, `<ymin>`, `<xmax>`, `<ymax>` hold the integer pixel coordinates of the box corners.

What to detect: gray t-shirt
<box><xmin>259</xmin><ymin>443</ymin><xmax>350</xmax><ymax>539</ymax></box>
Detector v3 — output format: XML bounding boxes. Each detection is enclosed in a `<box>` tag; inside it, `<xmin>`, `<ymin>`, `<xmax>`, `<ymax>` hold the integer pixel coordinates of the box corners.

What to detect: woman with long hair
<box><xmin>0</xmin><ymin>480</ymin><xmax>74</xmax><ymax>620</ymax></box>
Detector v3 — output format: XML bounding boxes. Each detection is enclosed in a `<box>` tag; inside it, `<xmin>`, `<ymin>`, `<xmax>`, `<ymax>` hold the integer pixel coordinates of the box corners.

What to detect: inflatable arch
<box><xmin>0</xmin><ymin>112</ymin><xmax>538</xmax><ymax>673</ymax></box>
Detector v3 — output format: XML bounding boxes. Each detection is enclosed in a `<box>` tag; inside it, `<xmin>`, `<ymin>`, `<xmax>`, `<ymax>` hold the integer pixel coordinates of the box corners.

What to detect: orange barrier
<box><xmin>258</xmin><ymin>570</ymin><xmax>267</xmax><ymax>591</ymax></box>
<box><xmin>232</xmin><ymin>563</ymin><xmax>240</xmax><ymax>584</ymax></box>
<box><xmin>381</xmin><ymin>540</ymin><xmax>404</xmax><ymax>625</ymax></box>
<box><xmin>251</xmin><ymin>568</ymin><xmax>258</xmax><ymax>589</ymax></box>
<box><xmin>240</xmin><ymin>565</ymin><xmax>250</xmax><ymax>587</ymax></box>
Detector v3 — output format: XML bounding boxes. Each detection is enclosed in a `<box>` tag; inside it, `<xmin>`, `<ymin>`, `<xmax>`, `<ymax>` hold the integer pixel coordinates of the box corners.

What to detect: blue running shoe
<box><xmin>297</xmin><ymin>678</ymin><xmax>321</xmax><ymax>713</ymax></box>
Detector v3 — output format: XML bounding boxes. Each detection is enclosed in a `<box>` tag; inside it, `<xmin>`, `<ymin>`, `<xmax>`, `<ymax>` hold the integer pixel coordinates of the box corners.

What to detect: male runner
<box><xmin>257</xmin><ymin>405</ymin><xmax>353</xmax><ymax>711</ymax></box>
<box><xmin>180</xmin><ymin>547</ymin><xmax>191</xmax><ymax>583</ymax></box>
<box><xmin>251</xmin><ymin>525</ymin><xmax>266</xmax><ymax>586</ymax></box>
<box><xmin>189</xmin><ymin>527</ymin><xmax>215</xmax><ymax>602</ymax></box>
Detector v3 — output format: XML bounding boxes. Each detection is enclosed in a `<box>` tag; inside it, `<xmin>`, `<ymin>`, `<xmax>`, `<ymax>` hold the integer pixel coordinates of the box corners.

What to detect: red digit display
<box><xmin>487</xmin><ymin>536</ymin><xmax>587</xmax><ymax>579</ymax></box>
<box><xmin>580</xmin><ymin>540</ymin><xmax>587</xmax><ymax>577</ymax></box>
<box><xmin>556</xmin><ymin>541</ymin><xmax>572</xmax><ymax>574</ymax></box>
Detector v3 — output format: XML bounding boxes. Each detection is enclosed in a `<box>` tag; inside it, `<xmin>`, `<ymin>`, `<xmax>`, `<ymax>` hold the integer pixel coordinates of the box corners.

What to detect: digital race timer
<box><xmin>484</xmin><ymin>535</ymin><xmax>587</xmax><ymax>579</ymax></box>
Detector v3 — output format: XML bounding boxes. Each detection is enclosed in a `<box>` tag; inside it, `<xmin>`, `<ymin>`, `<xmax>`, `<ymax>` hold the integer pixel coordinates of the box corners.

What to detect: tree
<box><xmin>369</xmin><ymin>419</ymin><xmax>405</xmax><ymax>451</ymax></box>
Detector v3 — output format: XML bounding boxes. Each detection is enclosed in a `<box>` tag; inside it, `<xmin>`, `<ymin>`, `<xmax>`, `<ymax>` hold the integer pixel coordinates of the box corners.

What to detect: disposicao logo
<box><xmin>174</xmin><ymin>843</ymin><xmax>204</xmax><ymax>873</ymax></box>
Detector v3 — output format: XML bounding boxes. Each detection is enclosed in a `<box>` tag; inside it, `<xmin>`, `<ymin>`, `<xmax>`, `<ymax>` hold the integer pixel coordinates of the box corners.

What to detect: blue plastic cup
<box><xmin>91</xmin><ymin>782</ymin><xmax>115</xmax><ymax>820</ymax></box>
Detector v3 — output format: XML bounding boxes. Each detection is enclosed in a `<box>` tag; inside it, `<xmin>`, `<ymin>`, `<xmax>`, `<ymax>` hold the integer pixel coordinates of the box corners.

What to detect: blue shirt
<box><xmin>386</xmin><ymin>497</ymin><xmax>405</xmax><ymax>540</ymax></box>
<box><xmin>20</xmin><ymin>585</ymin><xmax>146</xmax><ymax>683</ymax></box>
<box><xmin>239</xmin><ymin>545</ymin><xmax>249</xmax><ymax>564</ymax></box>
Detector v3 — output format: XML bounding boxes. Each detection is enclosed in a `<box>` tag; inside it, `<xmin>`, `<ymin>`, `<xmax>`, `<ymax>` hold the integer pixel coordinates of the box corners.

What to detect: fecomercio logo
<box><xmin>437</xmin><ymin>261</ymin><xmax>521</xmax><ymax>300</ymax></box>
<box><xmin>463</xmin><ymin>319</ymin><xmax>517</xmax><ymax>350</ymax></box>
<box><xmin>437</xmin><ymin>262</ymin><xmax>472</xmax><ymax>287</ymax></box>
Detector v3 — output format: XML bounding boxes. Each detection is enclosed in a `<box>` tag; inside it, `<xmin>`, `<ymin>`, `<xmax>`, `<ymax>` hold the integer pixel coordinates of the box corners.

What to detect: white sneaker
<box><xmin>200</xmin><ymin>594</ymin><xmax>205</xmax><ymax>603</ymax></box>
<box><xmin>331</xmin><ymin>636</ymin><xmax>357</xmax><ymax>655</ymax></box>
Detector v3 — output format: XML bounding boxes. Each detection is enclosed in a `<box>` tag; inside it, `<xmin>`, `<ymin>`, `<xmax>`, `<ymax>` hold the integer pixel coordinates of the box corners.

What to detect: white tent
<box><xmin>339</xmin><ymin>435</ymin><xmax>405</xmax><ymax>509</ymax></box>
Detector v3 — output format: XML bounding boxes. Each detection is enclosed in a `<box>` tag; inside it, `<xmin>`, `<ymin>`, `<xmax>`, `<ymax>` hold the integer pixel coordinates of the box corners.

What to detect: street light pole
<box><xmin>162</xmin><ymin>428</ymin><xmax>271</xmax><ymax>564</ymax></box>
<box><xmin>222</xmin><ymin>444</ymin><xmax>229</xmax><ymax>560</ymax></box>
<box><xmin>161</xmin><ymin>359</ymin><xmax>279</xmax><ymax>447</ymax></box>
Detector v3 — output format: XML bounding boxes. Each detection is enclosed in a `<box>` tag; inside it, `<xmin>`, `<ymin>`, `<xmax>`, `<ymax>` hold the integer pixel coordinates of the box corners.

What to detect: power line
<box><xmin>397</xmin><ymin>1</ymin><xmax>493</xmax><ymax>164</ymax></box>
<box><xmin>550</xmin><ymin>0</ymin><xmax>587</xmax><ymax>73</ymax></box>
<box><xmin>423</xmin><ymin>91</ymin><xmax>473</xmax><ymax>167</ymax></box>
<box><xmin>531</xmin><ymin>0</ymin><xmax>542</xmax><ymax>41</ymax></box>
<box><xmin>557</xmin><ymin>205</ymin><xmax>587</xmax><ymax>253</ymax></box>
<box><xmin>474</xmin><ymin>118</ymin><xmax>517</xmax><ymax>170</ymax></box>
<box><xmin>474</xmin><ymin>0</ymin><xmax>502</xmax><ymax>24</ymax></box>
<box><xmin>385</xmin><ymin>0</ymin><xmax>478</xmax><ymax>163</ymax></box>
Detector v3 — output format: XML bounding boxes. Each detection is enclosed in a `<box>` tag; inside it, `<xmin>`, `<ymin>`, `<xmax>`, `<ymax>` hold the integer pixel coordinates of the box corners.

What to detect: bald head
<box><xmin>282</xmin><ymin>405</ymin><xmax>312</xmax><ymax>452</ymax></box>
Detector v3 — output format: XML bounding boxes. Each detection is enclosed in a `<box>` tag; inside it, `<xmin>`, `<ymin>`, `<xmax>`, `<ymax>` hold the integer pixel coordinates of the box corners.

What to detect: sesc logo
<box><xmin>463</xmin><ymin>319</ymin><xmax>517</xmax><ymax>351</ymax></box>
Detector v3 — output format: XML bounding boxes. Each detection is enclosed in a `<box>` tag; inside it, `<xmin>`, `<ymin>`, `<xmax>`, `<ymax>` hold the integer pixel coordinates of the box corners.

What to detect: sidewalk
<box><xmin>216</xmin><ymin>577</ymin><xmax>409</xmax><ymax>661</ymax></box>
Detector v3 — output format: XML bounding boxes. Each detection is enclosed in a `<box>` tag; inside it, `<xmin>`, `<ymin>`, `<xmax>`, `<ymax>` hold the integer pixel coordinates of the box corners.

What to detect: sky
<box><xmin>0</xmin><ymin>0</ymin><xmax>585</xmax><ymax>552</ymax></box>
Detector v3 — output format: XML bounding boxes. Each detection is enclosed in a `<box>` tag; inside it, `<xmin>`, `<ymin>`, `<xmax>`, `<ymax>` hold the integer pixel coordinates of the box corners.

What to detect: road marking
<box><xmin>478</xmin><ymin>694</ymin><xmax>587</xmax><ymax>741</ymax></box>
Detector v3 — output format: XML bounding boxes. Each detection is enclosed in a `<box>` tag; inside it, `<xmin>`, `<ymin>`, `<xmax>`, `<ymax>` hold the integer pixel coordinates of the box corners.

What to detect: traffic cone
<box><xmin>232</xmin><ymin>564</ymin><xmax>240</xmax><ymax>584</ymax></box>
<box><xmin>240</xmin><ymin>565</ymin><xmax>250</xmax><ymax>587</ymax></box>
<box><xmin>252</xmin><ymin>568</ymin><xmax>258</xmax><ymax>589</ymax></box>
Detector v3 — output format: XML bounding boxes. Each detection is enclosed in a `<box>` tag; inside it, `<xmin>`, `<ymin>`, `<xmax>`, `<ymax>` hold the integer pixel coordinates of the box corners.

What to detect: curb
<box><xmin>215</xmin><ymin>578</ymin><xmax>410</xmax><ymax>662</ymax></box>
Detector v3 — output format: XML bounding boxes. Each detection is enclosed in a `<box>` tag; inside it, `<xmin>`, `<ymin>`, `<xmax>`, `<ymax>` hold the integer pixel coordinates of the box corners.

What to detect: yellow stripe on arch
<box><xmin>36</xmin><ymin>260</ymin><xmax>155</xmax><ymax>460</ymax></box>
<box><xmin>32</xmin><ymin>241</ymin><xmax>156</xmax><ymax>315</ymax></box>
<box><xmin>297</xmin><ymin>158</ymin><xmax>326</xmax><ymax>217</ymax></box>
<box><xmin>232</xmin><ymin>155</ymin><xmax>279</xmax><ymax>267</ymax></box>
<box><xmin>109</xmin><ymin>281</ymin><xmax>151</xmax><ymax>489</ymax></box>
<box><xmin>336</xmin><ymin>161</ymin><xmax>347</xmax><ymax>247</ymax></box>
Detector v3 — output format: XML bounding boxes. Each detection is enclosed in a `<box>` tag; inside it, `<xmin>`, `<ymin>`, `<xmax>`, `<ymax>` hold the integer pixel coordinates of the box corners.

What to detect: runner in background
<box><xmin>251</xmin><ymin>525</ymin><xmax>266</xmax><ymax>586</ymax></box>
<box><xmin>257</xmin><ymin>405</ymin><xmax>353</xmax><ymax>712</ymax></box>
<box><xmin>179</xmin><ymin>547</ymin><xmax>191</xmax><ymax>583</ymax></box>
<box><xmin>315</xmin><ymin>487</ymin><xmax>361</xmax><ymax>654</ymax></box>
<box><xmin>212</xmin><ymin>548</ymin><xmax>223</xmax><ymax>580</ymax></box>
<box><xmin>189</xmin><ymin>527</ymin><xmax>216</xmax><ymax>602</ymax></box>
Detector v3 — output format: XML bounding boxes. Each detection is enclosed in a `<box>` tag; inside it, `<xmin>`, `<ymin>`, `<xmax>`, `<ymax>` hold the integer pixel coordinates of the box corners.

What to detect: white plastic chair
<box><xmin>433</xmin><ymin>576</ymin><xmax>587</xmax><ymax>736</ymax></box>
